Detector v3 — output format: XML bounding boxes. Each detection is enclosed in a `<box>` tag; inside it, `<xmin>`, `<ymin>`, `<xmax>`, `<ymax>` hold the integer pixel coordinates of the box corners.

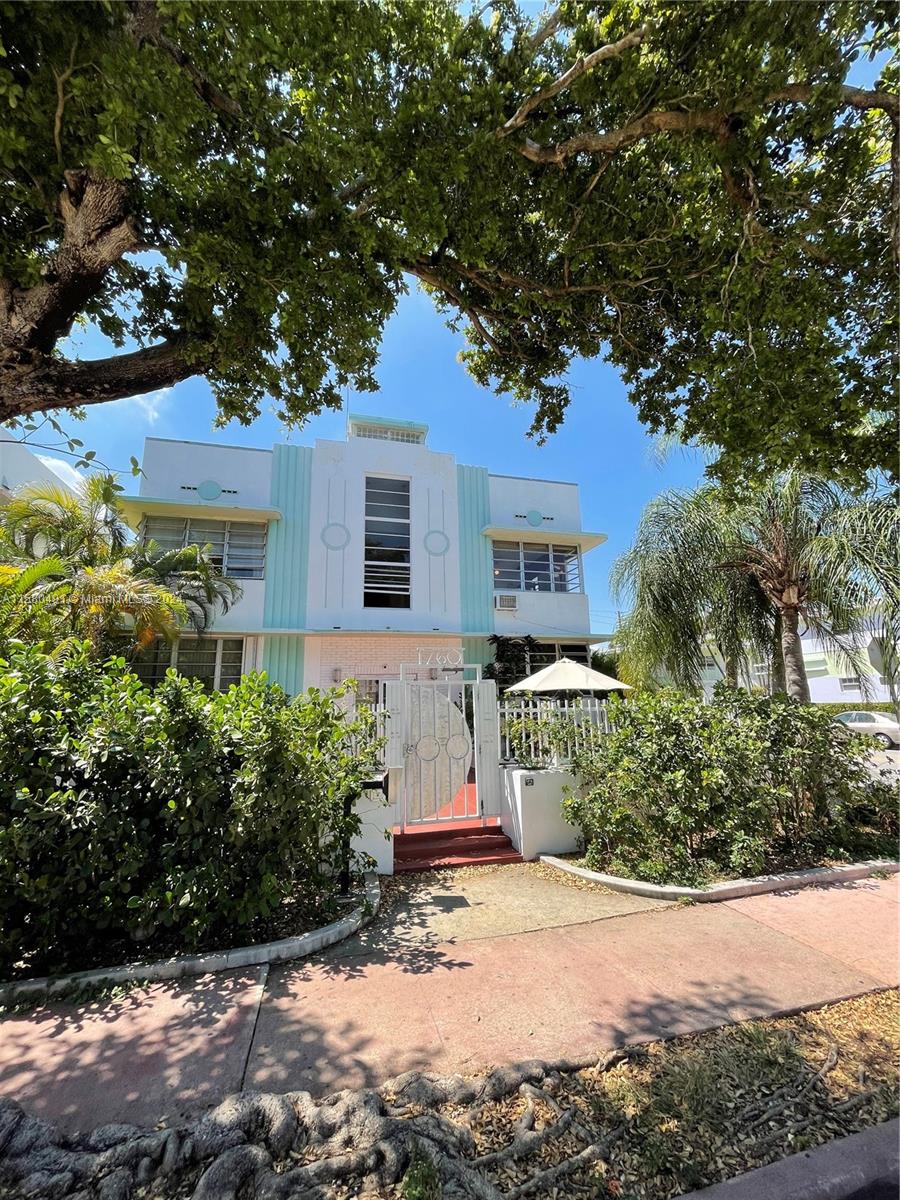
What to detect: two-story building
<box><xmin>119</xmin><ymin>414</ymin><xmax>607</xmax><ymax>697</ymax></box>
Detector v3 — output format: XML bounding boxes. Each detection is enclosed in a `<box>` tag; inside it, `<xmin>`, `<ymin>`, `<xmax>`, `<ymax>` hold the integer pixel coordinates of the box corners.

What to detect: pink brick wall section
<box><xmin>310</xmin><ymin>635</ymin><xmax>464</xmax><ymax>688</ymax></box>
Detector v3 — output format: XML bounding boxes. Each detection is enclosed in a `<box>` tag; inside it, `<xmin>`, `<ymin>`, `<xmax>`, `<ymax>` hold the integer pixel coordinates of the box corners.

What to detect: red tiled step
<box><xmin>392</xmin><ymin>818</ymin><xmax>501</xmax><ymax>844</ymax></box>
<box><xmin>394</xmin><ymin>833</ymin><xmax>513</xmax><ymax>861</ymax></box>
<box><xmin>393</xmin><ymin>822</ymin><xmax>522</xmax><ymax>873</ymax></box>
<box><xmin>394</xmin><ymin>847</ymin><xmax>523</xmax><ymax>873</ymax></box>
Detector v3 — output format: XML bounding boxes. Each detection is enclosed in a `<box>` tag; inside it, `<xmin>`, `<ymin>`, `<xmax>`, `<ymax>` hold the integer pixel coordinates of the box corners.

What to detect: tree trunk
<box><xmin>779</xmin><ymin>607</ymin><xmax>810</xmax><ymax>702</ymax></box>
<box><xmin>771</xmin><ymin>610</ymin><xmax>787</xmax><ymax>694</ymax></box>
<box><xmin>723</xmin><ymin>655</ymin><xmax>738</xmax><ymax>687</ymax></box>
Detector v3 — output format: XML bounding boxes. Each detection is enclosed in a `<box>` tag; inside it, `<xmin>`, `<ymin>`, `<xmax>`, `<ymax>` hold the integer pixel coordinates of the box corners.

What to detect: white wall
<box><xmin>493</xmin><ymin>590</ymin><xmax>591</xmax><ymax>637</ymax></box>
<box><xmin>305</xmin><ymin>435</ymin><xmax>462</xmax><ymax>633</ymax></box>
<box><xmin>140</xmin><ymin>438</ymin><xmax>274</xmax><ymax>508</ymax></box>
<box><xmin>500</xmin><ymin>767</ymin><xmax>581</xmax><ymax>860</ymax></box>
<box><xmin>208</xmin><ymin>580</ymin><xmax>266</xmax><ymax>633</ymax></box>
<box><xmin>0</xmin><ymin>442</ymin><xmax>76</xmax><ymax>496</ymax></box>
<box><xmin>351</xmin><ymin>786</ymin><xmax>396</xmax><ymax>875</ymax></box>
<box><xmin>488</xmin><ymin>474</ymin><xmax>582</xmax><ymax>530</ymax></box>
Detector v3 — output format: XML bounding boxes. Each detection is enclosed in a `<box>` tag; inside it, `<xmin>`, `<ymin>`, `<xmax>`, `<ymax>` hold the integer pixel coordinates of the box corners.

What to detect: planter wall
<box><xmin>500</xmin><ymin>766</ymin><xmax>580</xmax><ymax>860</ymax></box>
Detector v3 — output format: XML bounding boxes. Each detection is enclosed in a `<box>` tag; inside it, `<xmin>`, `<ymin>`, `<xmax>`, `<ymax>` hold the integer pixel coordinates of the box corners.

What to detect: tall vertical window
<box><xmin>364</xmin><ymin>477</ymin><xmax>411</xmax><ymax>608</ymax></box>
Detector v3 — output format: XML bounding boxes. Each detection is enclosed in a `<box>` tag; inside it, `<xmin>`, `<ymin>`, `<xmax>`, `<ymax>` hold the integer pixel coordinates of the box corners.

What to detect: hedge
<box><xmin>0</xmin><ymin>642</ymin><xmax>382</xmax><ymax>974</ymax></box>
<box><xmin>562</xmin><ymin>686</ymin><xmax>897</xmax><ymax>887</ymax></box>
<box><xmin>814</xmin><ymin>701</ymin><xmax>897</xmax><ymax>716</ymax></box>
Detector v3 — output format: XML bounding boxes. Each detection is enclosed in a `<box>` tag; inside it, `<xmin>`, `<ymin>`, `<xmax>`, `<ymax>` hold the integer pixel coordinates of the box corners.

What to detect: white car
<box><xmin>833</xmin><ymin>710</ymin><xmax>900</xmax><ymax>749</ymax></box>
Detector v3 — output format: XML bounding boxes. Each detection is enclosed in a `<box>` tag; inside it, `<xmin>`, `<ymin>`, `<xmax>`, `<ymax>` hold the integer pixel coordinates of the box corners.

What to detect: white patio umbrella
<box><xmin>505</xmin><ymin>657</ymin><xmax>631</xmax><ymax>693</ymax></box>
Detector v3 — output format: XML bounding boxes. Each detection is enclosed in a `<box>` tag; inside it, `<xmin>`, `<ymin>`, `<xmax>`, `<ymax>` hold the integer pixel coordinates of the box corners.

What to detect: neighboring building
<box><xmin>0</xmin><ymin>441</ymin><xmax>76</xmax><ymax>501</ymax></box>
<box><xmin>700</xmin><ymin>624</ymin><xmax>896</xmax><ymax>704</ymax></box>
<box><xmin>118</xmin><ymin>414</ymin><xmax>607</xmax><ymax>696</ymax></box>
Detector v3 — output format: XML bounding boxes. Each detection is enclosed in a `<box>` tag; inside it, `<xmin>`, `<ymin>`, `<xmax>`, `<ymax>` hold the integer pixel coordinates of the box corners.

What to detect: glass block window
<box><xmin>142</xmin><ymin>516</ymin><xmax>267</xmax><ymax>579</ymax></box>
<box><xmin>492</xmin><ymin>541</ymin><xmax>583</xmax><ymax>593</ymax></box>
<box><xmin>353</xmin><ymin>424</ymin><xmax>424</xmax><ymax>444</ymax></box>
<box><xmin>364</xmin><ymin>477</ymin><xmax>411</xmax><ymax>608</ymax></box>
<box><xmin>132</xmin><ymin>637</ymin><xmax>244</xmax><ymax>690</ymax></box>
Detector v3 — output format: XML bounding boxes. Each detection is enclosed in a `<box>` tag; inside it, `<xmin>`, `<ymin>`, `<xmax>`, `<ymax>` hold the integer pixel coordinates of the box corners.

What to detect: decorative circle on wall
<box><xmin>197</xmin><ymin>479</ymin><xmax>223</xmax><ymax>501</ymax></box>
<box><xmin>321</xmin><ymin>522</ymin><xmax>351</xmax><ymax>550</ymax></box>
<box><xmin>424</xmin><ymin>529</ymin><xmax>450</xmax><ymax>556</ymax></box>
<box><xmin>526</xmin><ymin>509</ymin><xmax>544</xmax><ymax>527</ymax></box>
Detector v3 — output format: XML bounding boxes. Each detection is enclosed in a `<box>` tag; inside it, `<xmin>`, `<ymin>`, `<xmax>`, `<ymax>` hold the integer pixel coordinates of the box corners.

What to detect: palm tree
<box><xmin>0</xmin><ymin>557</ymin><xmax>188</xmax><ymax>657</ymax></box>
<box><xmin>613</xmin><ymin>474</ymin><xmax>899</xmax><ymax>703</ymax></box>
<box><xmin>130</xmin><ymin>542</ymin><xmax>240</xmax><ymax>631</ymax></box>
<box><xmin>0</xmin><ymin>473</ymin><xmax>240</xmax><ymax>641</ymax></box>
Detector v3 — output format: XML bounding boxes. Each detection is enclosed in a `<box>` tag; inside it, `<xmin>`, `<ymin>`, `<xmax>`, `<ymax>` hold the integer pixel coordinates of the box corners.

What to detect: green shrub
<box><xmin>562</xmin><ymin>686</ymin><xmax>897</xmax><ymax>886</ymax></box>
<box><xmin>0</xmin><ymin>642</ymin><xmax>382</xmax><ymax>973</ymax></box>
<box><xmin>813</xmin><ymin>701</ymin><xmax>898</xmax><ymax>716</ymax></box>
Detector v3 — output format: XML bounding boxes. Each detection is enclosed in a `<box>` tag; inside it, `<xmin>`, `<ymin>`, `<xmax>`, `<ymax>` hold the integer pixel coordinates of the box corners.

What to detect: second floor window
<box><xmin>492</xmin><ymin>541</ymin><xmax>583</xmax><ymax>593</ymax></box>
<box><xmin>142</xmin><ymin>516</ymin><xmax>267</xmax><ymax>579</ymax></box>
<box><xmin>364</xmin><ymin>476</ymin><xmax>411</xmax><ymax>608</ymax></box>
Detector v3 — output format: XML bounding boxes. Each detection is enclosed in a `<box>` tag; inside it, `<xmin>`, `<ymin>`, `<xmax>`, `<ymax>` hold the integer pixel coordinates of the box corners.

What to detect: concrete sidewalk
<box><xmin>0</xmin><ymin>874</ymin><xmax>896</xmax><ymax>1134</ymax></box>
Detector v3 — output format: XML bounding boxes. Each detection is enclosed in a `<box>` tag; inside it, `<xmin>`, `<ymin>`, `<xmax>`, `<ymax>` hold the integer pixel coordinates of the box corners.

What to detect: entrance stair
<box><xmin>393</xmin><ymin>819</ymin><xmax>523</xmax><ymax>873</ymax></box>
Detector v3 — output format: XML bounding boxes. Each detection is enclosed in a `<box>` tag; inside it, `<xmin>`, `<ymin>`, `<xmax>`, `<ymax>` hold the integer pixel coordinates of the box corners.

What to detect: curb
<box><xmin>0</xmin><ymin>872</ymin><xmax>380</xmax><ymax>1006</ymax></box>
<box><xmin>674</xmin><ymin>1118</ymin><xmax>899</xmax><ymax>1200</ymax></box>
<box><xmin>539</xmin><ymin>856</ymin><xmax>900</xmax><ymax>902</ymax></box>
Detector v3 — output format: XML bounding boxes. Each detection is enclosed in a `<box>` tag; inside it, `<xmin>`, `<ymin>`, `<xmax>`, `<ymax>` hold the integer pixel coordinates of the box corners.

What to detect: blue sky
<box><xmin>34</xmin><ymin>287</ymin><xmax>706</xmax><ymax>634</ymax></box>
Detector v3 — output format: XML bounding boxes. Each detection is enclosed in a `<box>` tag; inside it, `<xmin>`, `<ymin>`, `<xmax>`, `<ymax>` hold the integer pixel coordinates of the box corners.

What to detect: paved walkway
<box><xmin>0</xmin><ymin>871</ymin><xmax>896</xmax><ymax>1134</ymax></box>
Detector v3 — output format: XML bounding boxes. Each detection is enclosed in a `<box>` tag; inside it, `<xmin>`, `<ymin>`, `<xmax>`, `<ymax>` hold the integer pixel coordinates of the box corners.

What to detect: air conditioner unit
<box><xmin>494</xmin><ymin>594</ymin><xmax>518</xmax><ymax>611</ymax></box>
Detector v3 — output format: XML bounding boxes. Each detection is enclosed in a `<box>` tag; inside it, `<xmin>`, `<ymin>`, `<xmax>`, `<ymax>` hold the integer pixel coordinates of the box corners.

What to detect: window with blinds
<box><xmin>131</xmin><ymin>637</ymin><xmax>244</xmax><ymax>690</ymax></box>
<box><xmin>492</xmin><ymin>541</ymin><xmax>583</xmax><ymax>593</ymax></box>
<box><xmin>141</xmin><ymin>516</ymin><xmax>266</xmax><ymax>578</ymax></box>
<box><xmin>364</xmin><ymin>477</ymin><xmax>411</xmax><ymax>608</ymax></box>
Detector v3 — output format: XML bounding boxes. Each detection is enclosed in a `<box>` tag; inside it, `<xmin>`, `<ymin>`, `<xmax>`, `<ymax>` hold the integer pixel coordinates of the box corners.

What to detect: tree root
<box><xmin>0</xmin><ymin>1050</ymin><xmax>640</xmax><ymax>1200</ymax></box>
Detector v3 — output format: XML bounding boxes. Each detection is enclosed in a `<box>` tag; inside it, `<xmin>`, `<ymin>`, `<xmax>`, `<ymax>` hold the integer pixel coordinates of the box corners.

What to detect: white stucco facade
<box><xmin>119</xmin><ymin>414</ymin><xmax>607</xmax><ymax>695</ymax></box>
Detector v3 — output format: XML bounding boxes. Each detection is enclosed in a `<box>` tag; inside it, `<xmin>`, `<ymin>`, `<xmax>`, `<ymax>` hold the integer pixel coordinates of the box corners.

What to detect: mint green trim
<box><xmin>462</xmin><ymin>636</ymin><xmax>493</xmax><ymax>671</ymax></box>
<box><xmin>457</xmin><ymin>465</ymin><xmax>494</xmax><ymax>635</ymax></box>
<box><xmin>262</xmin><ymin>635</ymin><xmax>305</xmax><ymax>695</ymax></box>
<box><xmin>263</xmin><ymin>444</ymin><xmax>313</xmax><ymax>630</ymax></box>
<box><xmin>348</xmin><ymin>412</ymin><xmax>428</xmax><ymax>434</ymax></box>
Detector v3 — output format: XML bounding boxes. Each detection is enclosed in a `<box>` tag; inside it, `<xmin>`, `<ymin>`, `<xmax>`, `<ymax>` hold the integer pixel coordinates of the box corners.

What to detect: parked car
<box><xmin>832</xmin><ymin>710</ymin><xmax>900</xmax><ymax>749</ymax></box>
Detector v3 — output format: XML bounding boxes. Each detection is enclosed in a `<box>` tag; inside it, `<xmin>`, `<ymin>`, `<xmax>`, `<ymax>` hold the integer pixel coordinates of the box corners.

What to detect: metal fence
<box><xmin>497</xmin><ymin>696</ymin><xmax>610</xmax><ymax>766</ymax></box>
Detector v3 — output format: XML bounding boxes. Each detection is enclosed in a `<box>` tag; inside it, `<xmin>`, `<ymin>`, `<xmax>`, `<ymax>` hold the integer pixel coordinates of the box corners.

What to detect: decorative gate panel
<box><xmin>401</xmin><ymin>680</ymin><xmax>480</xmax><ymax>826</ymax></box>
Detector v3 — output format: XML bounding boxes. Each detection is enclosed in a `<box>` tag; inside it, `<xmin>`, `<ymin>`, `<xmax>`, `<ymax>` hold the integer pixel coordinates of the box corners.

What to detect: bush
<box><xmin>562</xmin><ymin>686</ymin><xmax>897</xmax><ymax>886</ymax></box>
<box><xmin>813</xmin><ymin>701</ymin><xmax>897</xmax><ymax>716</ymax></box>
<box><xmin>0</xmin><ymin>642</ymin><xmax>382</xmax><ymax>973</ymax></box>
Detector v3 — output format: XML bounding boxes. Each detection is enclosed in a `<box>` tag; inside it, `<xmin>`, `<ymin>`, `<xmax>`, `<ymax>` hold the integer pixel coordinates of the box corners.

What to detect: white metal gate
<box><xmin>384</xmin><ymin>674</ymin><xmax>501</xmax><ymax>829</ymax></box>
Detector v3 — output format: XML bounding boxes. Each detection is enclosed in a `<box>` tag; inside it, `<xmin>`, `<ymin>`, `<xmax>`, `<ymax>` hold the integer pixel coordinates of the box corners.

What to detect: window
<box><xmin>132</xmin><ymin>637</ymin><xmax>244</xmax><ymax>690</ymax></box>
<box><xmin>364</xmin><ymin>477</ymin><xmax>411</xmax><ymax>608</ymax></box>
<box><xmin>353</xmin><ymin>424</ymin><xmax>424</xmax><ymax>444</ymax></box>
<box><xmin>142</xmin><ymin>516</ymin><xmax>267</xmax><ymax>579</ymax></box>
<box><xmin>526</xmin><ymin>642</ymin><xmax>590</xmax><ymax>672</ymax></box>
<box><xmin>492</xmin><ymin>541</ymin><xmax>583</xmax><ymax>593</ymax></box>
<box><xmin>839</xmin><ymin>676</ymin><xmax>862</xmax><ymax>692</ymax></box>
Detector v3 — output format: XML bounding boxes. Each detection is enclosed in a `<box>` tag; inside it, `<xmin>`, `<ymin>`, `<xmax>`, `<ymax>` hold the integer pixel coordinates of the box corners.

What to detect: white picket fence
<box><xmin>497</xmin><ymin>696</ymin><xmax>610</xmax><ymax>766</ymax></box>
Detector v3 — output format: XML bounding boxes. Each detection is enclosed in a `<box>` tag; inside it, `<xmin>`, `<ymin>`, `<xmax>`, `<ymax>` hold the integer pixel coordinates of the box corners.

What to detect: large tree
<box><xmin>1</xmin><ymin>1</ymin><xmax>896</xmax><ymax>482</ymax></box>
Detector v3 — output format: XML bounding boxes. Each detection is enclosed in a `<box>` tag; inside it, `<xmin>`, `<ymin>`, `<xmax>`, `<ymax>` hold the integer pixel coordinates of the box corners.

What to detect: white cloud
<box><xmin>36</xmin><ymin>455</ymin><xmax>85</xmax><ymax>491</ymax></box>
<box><xmin>123</xmin><ymin>386</ymin><xmax>173</xmax><ymax>423</ymax></box>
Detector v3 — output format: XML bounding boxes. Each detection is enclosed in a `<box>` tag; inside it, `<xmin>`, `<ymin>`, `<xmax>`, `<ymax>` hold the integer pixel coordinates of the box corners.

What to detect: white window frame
<box><xmin>141</xmin><ymin>516</ymin><xmax>267</xmax><ymax>579</ymax></box>
<box><xmin>134</xmin><ymin>636</ymin><xmax>245</xmax><ymax>690</ymax></box>
<box><xmin>491</xmin><ymin>541</ymin><xmax>584</xmax><ymax>594</ymax></box>
<box><xmin>363</xmin><ymin>475</ymin><xmax>411</xmax><ymax>608</ymax></box>
<box><xmin>839</xmin><ymin>676</ymin><xmax>862</xmax><ymax>692</ymax></box>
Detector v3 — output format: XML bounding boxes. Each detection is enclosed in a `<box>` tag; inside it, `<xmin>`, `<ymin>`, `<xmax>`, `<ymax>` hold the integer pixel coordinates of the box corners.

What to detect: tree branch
<box><xmin>498</xmin><ymin>25</ymin><xmax>647</xmax><ymax>138</ymax></box>
<box><xmin>127</xmin><ymin>0</ymin><xmax>243</xmax><ymax>120</ymax></box>
<box><xmin>527</xmin><ymin>7</ymin><xmax>563</xmax><ymax>52</ymax></box>
<box><xmin>0</xmin><ymin>338</ymin><xmax>199</xmax><ymax>423</ymax></box>
<box><xmin>518</xmin><ymin>83</ymin><xmax>899</xmax><ymax>166</ymax></box>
